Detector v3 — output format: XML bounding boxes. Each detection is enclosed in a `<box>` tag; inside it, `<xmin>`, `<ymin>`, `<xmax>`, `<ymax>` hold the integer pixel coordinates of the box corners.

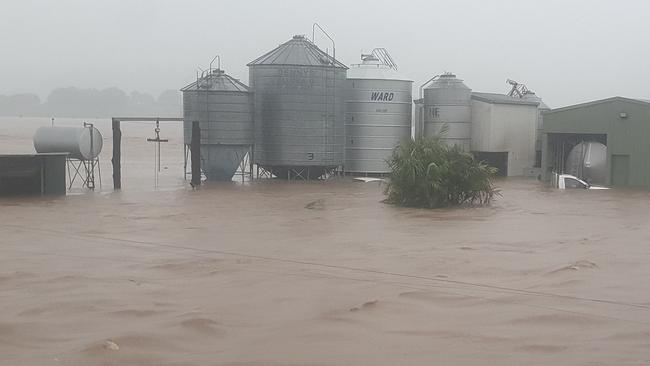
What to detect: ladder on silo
<box><xmin>313</xmin><ymin>23</ymin><xmax>338</xmax><ymax>176</ymax></box>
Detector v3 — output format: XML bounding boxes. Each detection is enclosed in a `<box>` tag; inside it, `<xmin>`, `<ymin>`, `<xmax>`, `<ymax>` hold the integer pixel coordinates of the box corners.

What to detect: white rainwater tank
<box><xmin>33</xmin><ymin>126</ymin><xmax>103</xmax><ymax>160</ymax></box>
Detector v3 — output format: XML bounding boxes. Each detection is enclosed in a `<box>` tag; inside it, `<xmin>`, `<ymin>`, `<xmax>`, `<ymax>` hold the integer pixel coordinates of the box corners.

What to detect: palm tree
<box><xmin>385</xmin><ymin>135</ymin><xmax>499</xmax><ymax>208</ymax></box>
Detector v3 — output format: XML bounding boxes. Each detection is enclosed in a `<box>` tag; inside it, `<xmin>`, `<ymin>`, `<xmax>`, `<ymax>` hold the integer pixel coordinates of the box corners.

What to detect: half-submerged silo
<box><xmin>182</xmin><ymin>69</ymin><xmax>253</xmax><ymax>181</ymax></box>
<box><xmin>423</xmin><ymin>72</ymin><xmax>472</xmax><ymax>151</ymax></box>
<box><xmin>248</xmin><ymin>35</ymin><xmax>347</xmax><ymax>179</ymax></box>
<box><xmin>345</xmin><ymin>50</ymin><xmax>412</xmax><ymax>175</ymax></box>
<box><xmin>565</xmin><ymin>141</ymin><xmax>607</xmax><ymax>184</ymax></box>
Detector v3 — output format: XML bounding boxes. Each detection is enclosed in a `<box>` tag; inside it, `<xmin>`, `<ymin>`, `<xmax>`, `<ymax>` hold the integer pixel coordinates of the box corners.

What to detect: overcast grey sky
<box><xmin>1</xmin><ymin>0</ymin><xmax>649</xmax><ymax>107</ymax></box>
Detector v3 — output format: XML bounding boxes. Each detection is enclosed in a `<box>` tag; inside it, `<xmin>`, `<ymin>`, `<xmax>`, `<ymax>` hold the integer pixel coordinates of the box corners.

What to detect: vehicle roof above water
<box><xmin>559</xmin><ymin>174</ymin><xmax>610</xmax><ymax>189</ymax></box>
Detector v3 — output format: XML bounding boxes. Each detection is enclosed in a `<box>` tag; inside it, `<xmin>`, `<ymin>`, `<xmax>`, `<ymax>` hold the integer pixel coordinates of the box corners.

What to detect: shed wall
<box><xmin>471</xmin><ymin>100</ymin><xmax>537</xmax><ymax>176</ymax></box>
<box><xmin>542</xmin><ymin>99</ymin><xmax>650</xmax><ymax>187</ymax></box>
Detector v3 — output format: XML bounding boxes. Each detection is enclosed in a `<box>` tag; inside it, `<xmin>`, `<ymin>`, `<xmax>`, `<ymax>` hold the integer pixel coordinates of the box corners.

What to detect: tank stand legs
<box><xmin>66</xmin><ymin>157</ymin><xmax>101</xmax><ymax>190</ymax></box>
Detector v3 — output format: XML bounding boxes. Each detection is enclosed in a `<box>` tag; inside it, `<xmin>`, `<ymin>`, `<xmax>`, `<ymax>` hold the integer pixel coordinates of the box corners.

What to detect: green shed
<box><xmin>541</xmin><ymin>97</ymin><xmax>650</xmax><ymax>188</ymax></box>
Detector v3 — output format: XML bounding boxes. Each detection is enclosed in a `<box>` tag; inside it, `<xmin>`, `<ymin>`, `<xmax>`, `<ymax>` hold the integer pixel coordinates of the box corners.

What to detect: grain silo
<box><xmin>345</xmin><ymin>49</ymin><xmax>412</xmax><ymax>175</ymax></box>
<box><xmin>522</xmin><ymin>91</ymin><xmax>550</xmax><ymax>166</ymax></box>
<box><xmin>182</xmin><ymin>68</ymin><xmax>253</xmax><ymax>181</ymax></box>
<box><xmin>422</xmin><ymin>73</ymin><xmax>472</xmax><ymax>151</ymax></box>
<box><xmin>248</xmin><ymin>35</ymin><xmax>347</xmax><ymax>179</ymax></box>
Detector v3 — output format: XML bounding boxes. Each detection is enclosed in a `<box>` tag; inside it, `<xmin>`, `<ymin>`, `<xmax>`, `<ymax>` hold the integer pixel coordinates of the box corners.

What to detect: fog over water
<box><xmin>5</xmin><ymin>3</ymin><xmax>650</xmax><ymax>364</ymax></box>
<box><xmin>2</xmin><ymin>0</ymin><xmax>650</xmax><ymax>108</ymax></box>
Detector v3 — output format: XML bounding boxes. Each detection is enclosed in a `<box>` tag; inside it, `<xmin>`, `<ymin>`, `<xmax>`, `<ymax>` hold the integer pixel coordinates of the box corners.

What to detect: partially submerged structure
<box><xmin>0</xmin><ymin>153</ymin><xmax>67</xmax><ymax>196</ymax></box>
<box><xmin>345</xmin><ymin>49</ymin><xmax>412</xmax><ymax>175</ymax></box>
<box><xmin>182</xmin><ymin>68</ymin><xmax>254</xmax><ymax>181</ymax></box>
<box><xmin>248</xmin><ymin>35</ymin><xmax>347</xmax><ymax>179</ymax></box>
<box><xmin>542</xmin><ymin>97</ymin><xmax>650</xmax><ymax>187</ymax></box>
<box><xmin>470</xmin><ymin>92</ymin><xmax>539</xmax><ymax>176</ymax></box>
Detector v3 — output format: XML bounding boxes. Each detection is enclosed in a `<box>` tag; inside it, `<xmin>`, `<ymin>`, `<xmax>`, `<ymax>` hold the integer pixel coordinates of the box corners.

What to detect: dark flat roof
<box><xmin>0</xmin><ymin>153</ymin><xmax>69</xmax><ymax>158</ymax></box>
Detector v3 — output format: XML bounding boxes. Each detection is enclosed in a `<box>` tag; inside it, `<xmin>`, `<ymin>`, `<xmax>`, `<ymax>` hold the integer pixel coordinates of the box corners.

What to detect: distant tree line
<box><xmin>0</xmin><ymin>87</ymin><xmax>182</xmax><ymax>118</ymax></box>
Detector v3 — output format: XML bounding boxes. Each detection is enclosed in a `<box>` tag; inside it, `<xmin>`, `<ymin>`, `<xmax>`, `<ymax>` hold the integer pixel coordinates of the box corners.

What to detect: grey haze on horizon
<box><xmin>1</xmin><ymin>0</ymin><xmax>649</xmax><ymax>109</ymax></box>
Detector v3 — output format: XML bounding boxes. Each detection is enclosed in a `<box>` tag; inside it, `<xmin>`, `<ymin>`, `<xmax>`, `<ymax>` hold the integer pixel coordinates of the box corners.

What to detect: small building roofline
<box><xmin>544</xmin><ymin>96</ymin><xmax>650</xmax><ymax>115</ymax></box>
<box><xmin>471</xmin><ymin>92</ymin><xmax>539</xmax><ymax>106</ymax></box>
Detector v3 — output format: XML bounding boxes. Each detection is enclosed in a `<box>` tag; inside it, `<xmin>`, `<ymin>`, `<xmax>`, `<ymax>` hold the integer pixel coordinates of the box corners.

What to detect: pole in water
<box><xmin>191</xmin><ymin>121</ymin><xmax>201</xmax><ymax>187</ymax></box>
<box><xmin>147</xmin><ymin>118</ymin><xmax>168</xmax><ymax>188</ymax></box>
<box><xmin>112</xmin><ymin>120</ymin><xmax>122</xmax><ymax>190</ymax></box>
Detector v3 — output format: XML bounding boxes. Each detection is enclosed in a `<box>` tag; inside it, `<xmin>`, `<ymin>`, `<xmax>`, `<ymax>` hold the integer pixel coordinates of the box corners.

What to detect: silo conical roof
<box><xmin>247</xmin><ymin>35</ymin><xmax>348</xmax><ymax>69</ymax></box>
<box><xmin>181</xmin><ymin>69</ymin><xmax>249</xmax><ymax>92</ymax></box>
<box><xmin>425</xmin><ymin>72</ymin><xmax>471</xmax><ymax>91</ymax></box>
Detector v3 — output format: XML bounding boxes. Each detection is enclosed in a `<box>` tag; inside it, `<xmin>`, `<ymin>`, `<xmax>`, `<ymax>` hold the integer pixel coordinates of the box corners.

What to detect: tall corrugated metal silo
<box><xmin>182</xmin><ymin>69</ymin><xmax>253</xmax><ymax>181</ymax></box>
<box><xmin>248</xmin><ymin>35</ymin><xmax>348</xmax><ymax>179</ymax></box>
<box><xmin>522</xmin><ymin>91</ymin><xmax>550</xmax><ymax>164</ymax></box>
<box><xmin>345</xmin><ymin>50</ymin><xmax>413</xmax><ymax>175</ymax></box>
<box><xmin>423</xmin><ymin>73</ymin><xmax>472</xmax><ymax>151</ymax></box>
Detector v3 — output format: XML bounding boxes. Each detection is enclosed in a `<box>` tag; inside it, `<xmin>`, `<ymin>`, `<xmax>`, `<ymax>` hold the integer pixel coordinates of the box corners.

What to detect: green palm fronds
<box><xmin>385</xmin><ymin>136</ymin><xmax>499</xmax><ymax>208</ymax></box>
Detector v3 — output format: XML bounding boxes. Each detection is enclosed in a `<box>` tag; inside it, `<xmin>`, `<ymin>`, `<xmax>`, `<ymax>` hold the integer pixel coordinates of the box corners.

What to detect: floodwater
<box><xmin>2</xmin><ymin>118</ymin><xmax>650</xmax><ymax>365</ymax></box>
<box><xmin>0</xmin><ymin>116</ymin><xmax>187</xmax><ymax>191</ymax></box>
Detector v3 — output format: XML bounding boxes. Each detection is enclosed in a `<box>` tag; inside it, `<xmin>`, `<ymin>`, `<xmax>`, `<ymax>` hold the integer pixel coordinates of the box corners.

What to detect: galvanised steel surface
<box><xmin>423</xmin><ymin>73</ymin><xmax>472</xmax><ymax>151</ymax></box>
<box><xmin>565</xmin><ymin>141</ymin><xmax>608</xmax><ymax>184</ymax></box>
<box><xmin>248</xmin><ymin>35</ymin><xmax>347</xmax><ymax>177</ymax></box>
<box><xmin>181</xmin><ymin>69</ymin><xmax>253</xmax><ymax>181</ymax></box>
<box><xmin>522</xmin><ymin>91</ymin><xmax>550</xmax><ymax>153</ymax></box>
<box><xmin>181</xmin><ymin>70</ymin><xmax>253</xmax><ymax>146</ymax></box>
<box><xmin>345</xmin><ymin>55</ymin><xmax>412</xmax><ymax>174</ymax></box>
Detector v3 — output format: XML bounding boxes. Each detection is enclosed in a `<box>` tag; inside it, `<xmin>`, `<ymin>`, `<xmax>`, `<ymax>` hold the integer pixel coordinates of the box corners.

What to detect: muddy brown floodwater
<box><xmin>2</xmin><ymin>118</ymin><xmax>650</xmax><ymax>365</ymax></box>
<box><xmin>2</xmin><ymin>178</ymin><xmax>650</xmax><ymax>366</ymax></box>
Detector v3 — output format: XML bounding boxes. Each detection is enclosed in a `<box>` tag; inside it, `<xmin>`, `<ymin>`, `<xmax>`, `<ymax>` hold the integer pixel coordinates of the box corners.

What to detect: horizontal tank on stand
<box><xmin>182</xmin><ymin>68</ymin><xmax>254</xmax><ymax>181</ymax></box>
<box><xmin>345</xmin><ymin>49</ymin><xmax>412</xmax><ymax>175</ymax></box>
<box><xmin>33</xmin><ymin>126</ymin><xmax>103</xmax><ymax>160</ymax></box>
<box><xmin>422</xmin><ymin>72</ymin><xmax>472</xmax><ymax>151</ymax></box>
<box><xmin>248</xmin><ymin>35</ymin><xmax>348</xmax><ymax>179</ymax></box>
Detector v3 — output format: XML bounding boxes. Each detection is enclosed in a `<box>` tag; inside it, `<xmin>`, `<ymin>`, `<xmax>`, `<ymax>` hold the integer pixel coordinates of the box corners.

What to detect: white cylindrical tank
<box><xmin>565</xmin><ymin>141</ymin><xmax>607</xmax><ymax>184</ymax></box>
<box><xmin>33</xmin><ymin>126</ymin><xmax>103</xmax><ymax>160</ymax></box>
<box><xmin>423</xmin><ymin>72</ymin><xmax>472</xmax><ymax>151</ymax></box>
<box><xmin>345</xmin><ymin>53</ymin><xmax>413</xmax><ymax>174</ymax></box>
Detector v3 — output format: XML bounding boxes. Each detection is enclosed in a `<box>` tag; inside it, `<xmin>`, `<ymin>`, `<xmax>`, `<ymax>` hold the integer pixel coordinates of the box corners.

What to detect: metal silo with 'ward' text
<box><xmin>345</xmin><ymin>49</ymin><xmax>412</xmax><ymax>174</ymax></box>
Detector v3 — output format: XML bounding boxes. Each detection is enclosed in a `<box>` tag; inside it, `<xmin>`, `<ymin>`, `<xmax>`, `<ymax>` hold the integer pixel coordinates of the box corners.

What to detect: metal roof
<box><xmin>248</xmin><ymin>35</ymin><xmax>347</xmax><ymax>69</ymax></box>
<box><xmin>181</xmin><ymin>70</ymin><xmax>249</xmax><ymax>92</ymax></box>
<box><xmin>471</xmin><ymin>92</ymin><xmax>539</xmax><ymax>106</ymax></box>
<box><xmin>544</xmin><ymin>96</ymin><xmax>650</xmax><ymax>114</ymax></box>
<box><xmin>347</xmin><ymin>55</ymin><xmax>411</xmax><ymax>82</ymax></box>
<box><xmin>522</xmin><ymin>91</ymin><xmax>550</xmax><ymax>110</ymax></box>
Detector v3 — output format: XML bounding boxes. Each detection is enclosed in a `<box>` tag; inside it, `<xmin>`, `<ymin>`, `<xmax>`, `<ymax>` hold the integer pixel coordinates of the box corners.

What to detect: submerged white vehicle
<box><xmin>554</xmin><ymin>174</ymin><xmax>610</xmax><ymax>190</ymax></box>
